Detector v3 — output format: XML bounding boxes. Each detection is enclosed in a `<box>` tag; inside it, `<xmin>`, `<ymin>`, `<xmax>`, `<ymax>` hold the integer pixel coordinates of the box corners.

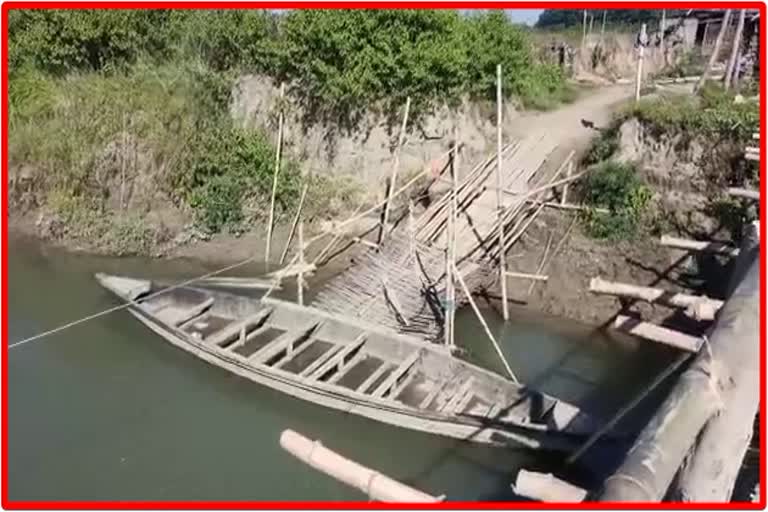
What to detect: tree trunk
<box><xmin>695</xmin><ymin>10</ymin><xmax>732</xmax><ymax>92</ymax></box>
<box><xmin>599</xmin><ymin>222</ymin><xmax>760</xmax><ymax>502</ymax></box>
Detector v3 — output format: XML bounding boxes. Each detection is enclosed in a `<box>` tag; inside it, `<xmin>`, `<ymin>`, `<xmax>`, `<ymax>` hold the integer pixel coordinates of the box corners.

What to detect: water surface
<box><xmin>7</xmin><ymin>235</ymin><xmax>676</xmax><ymax>501</ymax></box>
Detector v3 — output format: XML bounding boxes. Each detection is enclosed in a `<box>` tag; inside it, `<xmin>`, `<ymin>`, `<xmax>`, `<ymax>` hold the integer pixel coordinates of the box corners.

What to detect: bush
<box><xmin>580</xmin><ymin>162</ymin><xmax>652</xmax><ymax>240</ymax></box>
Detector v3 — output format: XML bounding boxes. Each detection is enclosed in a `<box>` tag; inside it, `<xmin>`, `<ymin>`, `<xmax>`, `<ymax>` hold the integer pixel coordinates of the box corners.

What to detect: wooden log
<box><xmin>669</xmin><ymin>222</ymin><xmax>760</xmax><ymax>502</ymax></box>
<box><xmin>613</xmin><ymin>315</ymin><xmax>703</xmax><ymax>352</ymax></box>
<box><xmin>265</xmin><ymin>82</ymin><xmax>286</xmax><ymax>263</ymax></box>
<box><xmin>280</xmin><ymin>430</ymin><xmax>442</xmax><ymax>502</ymax></box>
<box><xmin>727</xmin><ymin>187</ymin><xmax>759</xmax><ymax>200</ymax></box>
<box><xmin>505</xmin><ymin>271</ymin><xmax>548</xmax><ymax>281</ymax></box>
<box><xmin>696</xmin><ymin>10</ymin><xmax>732</xmax><ymax>92</ymax></box>
<box><xmin>660</xmin><ymin>235</ymin><xmax>739</xmax><ymax>256</ymax></box>
<box><xmin>590</xmin><ymin>277</ymin><xmax>724</xmax><ymax>315</ymax></box>
<box><xmin>513</xmin><ymin>470</ymin><xmax>587</xmax><ymax>503</ymax></box>
<box><xmin>724</xmin><ymin>9</ymin><xmax>746</xmax><ymax>89</ymax></box>
<box><xmin>600</xmin><ymin>222</ymin><xmax>760</xmax><ymax>502</ymax></box>
<box><xmin>453</xmin><ymin>261</ymin><xmax>518</xmax><ymax>383</ymax></box>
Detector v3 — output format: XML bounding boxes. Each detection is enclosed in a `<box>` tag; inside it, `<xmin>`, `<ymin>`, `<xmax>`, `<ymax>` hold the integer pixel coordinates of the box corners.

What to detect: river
<box><xmin>7</xmin><ymin>235</ymin><xmax>677</xmax><ymax>501</ymax></box>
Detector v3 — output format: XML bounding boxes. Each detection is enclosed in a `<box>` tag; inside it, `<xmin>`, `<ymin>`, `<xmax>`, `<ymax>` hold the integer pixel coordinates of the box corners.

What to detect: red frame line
<box><xmin>1</xmin><ymin>0</ymin><xmax>765</xmax><ymax>509</ymax></box>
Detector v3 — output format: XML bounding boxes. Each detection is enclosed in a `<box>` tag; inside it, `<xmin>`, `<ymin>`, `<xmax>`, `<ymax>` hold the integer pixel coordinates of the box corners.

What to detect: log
<box><xmin>613</xmin><ymin>315</ymin><xmax>704</xmax><ymax>352</ymax></box>
<box><xmin>696</xmin><ymin>10</ymin><xmax>732</xmax><ymax>92</ymax></box>
<box><xmin>600</xmin><ymin>222</ymin><xmax>760</xmax><ymax>502</ymax></box>
<box><xmin>727</xmin><ymin>187</ymin><xmax>759</xmax><ymax>200</ymax></box>
<box><xmin>513</xmin><ymin>470</ymin><xmax>587</xmax><ymax>503</ymax></box>
<box><xmin>660</xmin><ymin>235</ymin><xmax>739</xmax><ymax>256</ymax></box>
<box><xmin>280</xmin><ymin>430</ymin><xmax>442</xmax><ymax>502</ymax></box>
<box><xmin>590</xmin><ymin>277</ymin><xmax>724</xmax><ymax>318</ymax></box>
<box><xmin>669</xmin><ymin>222</ymin><xmax>761</xmax><ymax>501</ymax></box>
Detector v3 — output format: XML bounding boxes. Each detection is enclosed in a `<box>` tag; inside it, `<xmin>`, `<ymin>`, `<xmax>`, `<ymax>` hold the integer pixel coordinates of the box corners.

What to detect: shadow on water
<box><xmin>8</xmin><ymin>234</ymin><xmax>676</xmax><ymax>501</ymax></box>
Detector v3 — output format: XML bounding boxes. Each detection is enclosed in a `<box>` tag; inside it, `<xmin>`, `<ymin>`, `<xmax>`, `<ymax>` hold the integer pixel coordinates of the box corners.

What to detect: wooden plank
<box><xmin>613</xmin><ymin>315</ymin><xmax>703</xmax><ymax>352</ymax></box>
<box><xmin>228</xmin><ymin>324</ymin><xmax>268</xmax><ymax>351</ymax></box>
<box><xmin>589</xmin><ymin>277</ymin><xmax>724</xmax><ymax>314</ymax></box>
<box><xmin>300</xmin><ymin>344</ymin><xmax>344</xmax><ymax>378</ymax></box>
<box><xmin>727</xmin><ymin>187</ymin><xmax>759</xmax><ymax>200</ymax></box>
<box><xmin>449</xmin><ymin>389</ymin><xmax>476</xmax><ymax>415</ymax></box>
<box><xmin>440</xmin><ymin>377</ymin><xmax>475</xmax><ymax>414</ymax></box>
<box><xmin>327</xmin><ymin>350</ymin><xmax>368</xmax><ymax>385</ymax></box>
<box><xmin>371</xmin><ymin>352</ymin><xmax>421</xmax><ymax>399</ymax></box>
<box><xmin>308</xmin><ymin>334</ymin><xmax>368</xmax><ymax>381</ymax></box>
<box><xmin>249</xmin><ymin>322</ymin><xmax>322</xmax><ymax>365</ymax></box>
<box><xmin>486</xmin><ymin>403</ymin><xmax>501</xmax><ymax>419</ymax></box>
<box><xmin>389</xmin><ymin>369</ymin><xmax>418</xmax><ymax>400</ymax></box>
<box><xmin>207</xmin><ymin>308</ymin><xmax>273</xmax><ymax>346</ymax></box>
<box><xmin>274</xmin><ymin>335</ymin><xmax>319</xmax><ymax>369</ymax></box>
<box><xmin>505</xmin><ymin>271</ymin><xmax>548</xmax><ymax>281</ymax></box>
<box><xmin>418</xmin><ymin>378</ymin><xmax>448</xmax><ymax>409</ymax></box>
<box><xmin>356</xmin><ymin>362</ymin><xmax>392</xmax><ymax>394</ymax></box>
<box><xmin>173</xmin><ymin>297</ymin><xmax>214</xmax><ymax>327</ymax></box>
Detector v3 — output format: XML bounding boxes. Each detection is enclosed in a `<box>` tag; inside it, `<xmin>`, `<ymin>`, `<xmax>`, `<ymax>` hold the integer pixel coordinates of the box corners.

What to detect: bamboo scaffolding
<box><xmin>696</xmin><ymin>10</ymin><xmax>733</xmax><ymax>92</ymax></box>
<box><xmin>266</xmin><ymin>82</ymin><xmax>286</xmax><ymax>264</ymax></box>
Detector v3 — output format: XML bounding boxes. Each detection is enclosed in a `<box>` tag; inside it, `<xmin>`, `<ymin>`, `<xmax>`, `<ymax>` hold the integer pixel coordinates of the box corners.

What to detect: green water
<box><xmin>7</xmin><ymin>235</ymin><xmax>676</xmax><ymax>501</ymax></box>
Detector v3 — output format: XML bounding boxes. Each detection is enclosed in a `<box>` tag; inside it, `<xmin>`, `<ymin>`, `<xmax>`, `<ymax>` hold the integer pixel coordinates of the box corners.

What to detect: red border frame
<box><xmin>1</xmin><ymin>1</ymin><xmax>766</xmax><ymax>509</ymax></box>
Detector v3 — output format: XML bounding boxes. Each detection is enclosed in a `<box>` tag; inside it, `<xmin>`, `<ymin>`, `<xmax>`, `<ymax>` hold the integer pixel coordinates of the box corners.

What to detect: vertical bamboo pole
<box><xmin>408</xmin><ymin>200</ymin><xmax>415</xmax><ymax>262</ymax></box>
<box><xmin>297</xmin><ymin>209</ymin><xmax>305</xmax><ymax>306</ymax></box>
<box><xmin>582</xmin><ymin>10</ymin><xmax>588</xmax><ymax>51</ymax></box>
<box><xmin>660</xmin><ymin>10</ymin><xmax>667</xmax><ymax>64</ymax></box>
<box><xmin>496</xmin><ymin>65</ymin><xmax>509</xmax><ymax>322</ymax></box>
<box><xmin>380</xmin><ymin>97</ymin><xmax>411</xmax><ymax>243</ymax></box>
<box><xmin>266</xmin><ymin>82</ymin><xmax>286</xmax><ymax>264</ymax></box>
<box><xmin>444</xmin><ymin>129</ymin><xmax>459</xmax><ymax>351</ymax></box>
<box><xmin>120</xmin><ymin>113</ymin><xmax>126</xmax><ymax>212</ymax></box>
<box><xmin>279</xmin><ymin>183</ymin><xmax>309</xmax><ymax>265</ymax></box>
<box><xmin>635</xmin><ymin>24</ymin><xmax>647</xmax><ymax>103</ymax></box>
<box><xmin>600</xmin><ymin>10</ymin><xmax>607</xmax><ymax>43</ymax></box>
<box><xmin>724</xmin><ymin>9</ymin><xmax>746</xmax><ymax>90</ymax></box>
<box><xmin>561</xmin><ymin>160</ymin><xmax>573</xmax><ymax>205</ymax></box>
<box><xmin>702</xmin><ymin>22</ymin><xmax>710</xmax><ymax>48</ymax></box>
<box><xmin>588</xmin><ymin>15</ymin><xmax>594</xmax><ymax>36</ymax></box>
<box><xmin>696</xmin><ymin>10</ymin><xmax>732</xmax><ymax>92</ymax></box>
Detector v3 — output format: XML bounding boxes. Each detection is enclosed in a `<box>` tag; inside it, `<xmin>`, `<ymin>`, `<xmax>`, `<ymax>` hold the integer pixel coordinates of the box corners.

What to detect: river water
<box><xmin>7</xmin><ymin>235</ymin><xmax>677</xmax><ymax>501</ymax></box>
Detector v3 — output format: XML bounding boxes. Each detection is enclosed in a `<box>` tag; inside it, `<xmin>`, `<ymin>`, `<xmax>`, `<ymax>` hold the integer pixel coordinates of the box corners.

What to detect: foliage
<box><xmin>580</xmin><ymin>162</ymin><xmax>652</xmax><ymax>240</ymax></box>
<box><xmin>582</xmin><ymin>123</ymin><xmax>620</xmax><ymax>165</ymax></box>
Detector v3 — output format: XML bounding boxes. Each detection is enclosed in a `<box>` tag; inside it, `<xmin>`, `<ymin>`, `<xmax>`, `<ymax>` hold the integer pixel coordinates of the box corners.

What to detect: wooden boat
<box><xmin>95</xmin><ymin>273</ymin><xmax>601</xmax><ymax>452</ymax></box>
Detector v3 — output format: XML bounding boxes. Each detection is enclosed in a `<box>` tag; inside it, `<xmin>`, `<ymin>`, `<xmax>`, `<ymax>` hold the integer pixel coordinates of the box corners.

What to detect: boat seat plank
<box><xmin>207</xmin><ymin>308</ymin><xmax>273</xmax><ymax>346</ymax></box>
<box><xmin>176</xmin><ymin>298</ymin><xmax>215</xmax><ymax>328</ymax></box>
<box><xmin>418</xmin><ymin>378</ymin><xmax>448</xmax><ymax>410</ymax></box>
<box><xmin>390</xmin><ymin>369</ymin><xmax>419</xmax><ymax>401</ymax></box>
<box><xmin>227</xmin><ymin>324</ymin><xmax>269</xmax><ymax>351</ymax></box>
<box><xmin>486</xmin><ymin>403</ymin><xmax>502</xmax><ymax>419</ymax></box>
<box><xmin>307</xmin><ymin>334</ymin><xmax>368</xmax><ymax>381</ymax></box>
<box><xmin>327</xmin><ymin>351</ymin><xmax>368</xmax><ymax>385</ymax></box>
<box><xmin>274</xmin><ymin>335</ymin><xmax>320</xmax><ymax>369</ymax></box>
<box><xmin>440</xmin><ymin>377</ymin><xmax>475</xmax><ymax>414</ymax></box>
<box><xmin>249</xmin><ymin>321</ymin><xmax>323</xmax><ymax>365</ymax></box>
<box><xmin>371</xmin><ymin>351</ymin><xmax>421</xmax><ymax>399</ymax></box>
<box><xmin>299</xmin><ymin>344</ymin><xmax>343</xmax><ymax>378</ymax></box>
<box><xmin>355</xmin><ymin>361</ymin><xmax>391</xmax><ymax>394</ymax></box>
<box><xmin>449</xmin><ymin>389</ymin><xmax>476</xmax><ymax>415</ymax></box>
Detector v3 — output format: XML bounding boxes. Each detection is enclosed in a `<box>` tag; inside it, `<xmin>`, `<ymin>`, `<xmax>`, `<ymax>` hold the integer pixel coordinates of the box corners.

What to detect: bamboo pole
<box><xmin>727</xmin><ymin>187</ymin><xmax>759</xmax><ymax>200</ymax></box>
<box><xmin>588</xmin><ymin>14</ymin><xmax>594</xmax><ymax>36</ymax></box>
<box><xmin>280</xmin><ymin>430</ymin><xmax>442</xmax><ymax>502</ymax></box>
<box><xmin>453</xmin><ymin>261</ymin><xmax>517</xmax><ymax>383</ymax></box>
<box><xmin>660</xmin><ymin>10</ymin><xmax>667</xmax><ymax>60</ymax></box>
<box><xmin>660</xmin><ymin>235</ymin><xmax>739</xmax><ymax>256</ymax></box>
<box><xmin>635</xmin><ymin>24</ymin><xmax>647</xmax><ymax>103</ymax></box>
<box><xmin>590</xmin><ymin>277</ymin><xmax>724</xmax><ymax>312</ymax></box>
<box><xmin>560</xmin><ymin>160</ymin><xmax>573</xmax><ymax>205</ymax></box>
<box><xmin>600</xmin><ymin>10</ymin><xmax>607</xmax><ymax>42</ymax></box>
<box><xmin>496</xmin><ymin>64</ymin><xmax>509</xmax><ymax>321</ymax></box>
<box><xmin>266</xmin><ymin>82</ymin><xmax>286</xmax><ymax>264</ymax></box>
<box><xmin>505</xmin><ymin>271</ymin><xmax>548</xmax><ymax>281</ymax></box>
<box><xmin>613</xmin><ymin>315</ymin><xmax>704</xmax><ymax>352</ymax></box>
<box><xmin>527</xmin><ymin>233</ymin><xmax>552</xmax><ymax>296</ymax></box>
<box><xmin>297</xmin><ymin>212</ymin><xmax>305</xmax><ymax>306</ymax></box>
<box><xmin>444</xmin><ymin>133</ymin><xmax>459</xmax><ymax>350</ymax></box>
<box><xmin>724</xmin><ymin>9</ymin><xmax>746</xmax><ymax>89</ymax></box>
<box><xmin>380</xmin><ymin>97</ymin><xmax>411</xmax><ymax>243</ymax></box>
<box><xmin>279</xmin><ymin>183</ymin><xmax>309</xmax><ymax>265</ymax></box>
<box><xmin>696</xmin><ymin>10</ymin><xmax>732</xmax><ymax>92</ymax></box>
<box><xmin>567</xmin><ymin>352</ymin><xmax>692</xmax><ymax>465</ymax></box>
<box><xmin>582</xmin><ymin>10</ymin><xmax>588</xmax><ymax>50</ymax></box>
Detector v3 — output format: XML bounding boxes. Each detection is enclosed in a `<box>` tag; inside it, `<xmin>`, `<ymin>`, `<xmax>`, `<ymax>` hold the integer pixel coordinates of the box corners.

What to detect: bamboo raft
<box><xmin>96</xmin><ymin>273</ymin><xmax>602</xmax><ymax>451</ymax></box>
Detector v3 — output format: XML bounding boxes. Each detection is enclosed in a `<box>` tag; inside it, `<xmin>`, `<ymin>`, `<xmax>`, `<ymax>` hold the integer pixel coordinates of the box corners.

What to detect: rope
<box><xmin>9</xmin><ymin>255</ymin><xmax>265</xmax><ymax>350</ymax></box>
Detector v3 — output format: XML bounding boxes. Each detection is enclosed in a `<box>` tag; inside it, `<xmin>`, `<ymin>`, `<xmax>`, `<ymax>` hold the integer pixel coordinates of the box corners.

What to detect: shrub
<box><xmin>580</xmin><ymin>162</ymin><xmax>652</xmax><ymax>240</ymax></box>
